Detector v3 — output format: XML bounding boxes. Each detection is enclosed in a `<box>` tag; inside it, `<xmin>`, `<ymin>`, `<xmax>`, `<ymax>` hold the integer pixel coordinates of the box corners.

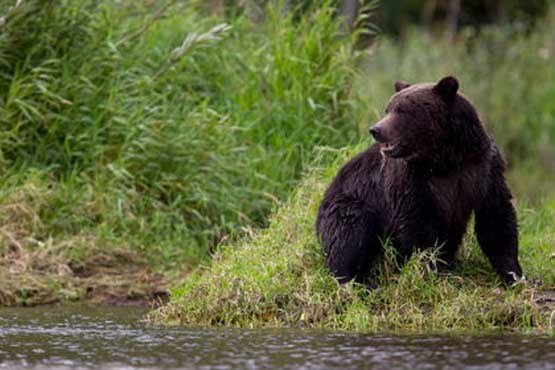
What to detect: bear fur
<box><xmin>316</xmin><ymin>76</ymin><xmax>523</xmax><ymax>286</ymax></box>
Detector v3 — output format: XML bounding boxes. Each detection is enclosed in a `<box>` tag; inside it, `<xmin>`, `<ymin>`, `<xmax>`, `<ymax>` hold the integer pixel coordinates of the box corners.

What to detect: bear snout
<box><xmin>369</xmin><ymin>126</ymin><xmax>385</xmax><ymax>142</ymax></box>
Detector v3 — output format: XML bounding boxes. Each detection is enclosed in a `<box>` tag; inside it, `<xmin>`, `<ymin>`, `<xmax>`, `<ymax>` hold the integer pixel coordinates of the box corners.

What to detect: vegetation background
<box><xmin>0</xmin><ymin>0</ymin><xmax>554</xmax><ymax>332</ymax></box>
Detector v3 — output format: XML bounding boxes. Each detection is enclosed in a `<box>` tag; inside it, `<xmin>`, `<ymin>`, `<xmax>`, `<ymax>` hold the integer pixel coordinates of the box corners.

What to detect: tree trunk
<box><xmin>446</xmin><ymin>0</ymin><xmax>460</xmax><ymax>39</ymax></box>
<box><xmin>339</xmin><ymin>0</ymin><xmax>360</xmax><ymax>32</ymax></box>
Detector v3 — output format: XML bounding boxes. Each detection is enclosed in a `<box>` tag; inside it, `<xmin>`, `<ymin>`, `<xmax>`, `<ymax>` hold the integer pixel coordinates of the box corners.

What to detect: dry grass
<box><xmin>0</xmin><ymin>236</ymin><xmax>171</xmax><ymax>307</ymax></box>
<box><xmin>0</xmin><ymin>181</ymin><xmax>172</xmax><ymax>306</ymax></box>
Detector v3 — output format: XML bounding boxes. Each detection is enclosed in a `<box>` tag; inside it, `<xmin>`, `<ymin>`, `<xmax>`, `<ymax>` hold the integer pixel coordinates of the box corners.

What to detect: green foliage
<box><xmin>149</xmin><ymin>147</ymin><xmax>555</xmax><ymax>334</ymax></box>
<box><xmin>0</xmin><ymin>0</ymin><xmax>359</xmax><ymax>261</ymax></box>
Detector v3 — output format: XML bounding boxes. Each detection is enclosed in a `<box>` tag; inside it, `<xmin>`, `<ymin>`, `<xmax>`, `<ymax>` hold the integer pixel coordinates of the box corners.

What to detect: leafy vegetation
<box><xmin>375</xmin><ymin>0</ymin><xmax>550</xmax><ymax>35</ymax></box>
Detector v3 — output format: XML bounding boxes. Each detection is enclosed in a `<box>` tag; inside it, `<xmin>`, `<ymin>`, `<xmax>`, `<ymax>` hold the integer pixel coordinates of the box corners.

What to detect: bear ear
<box><xmin>394</xmin><ymin>81</ymin><xmax>411</xmax><ymax>92</ymax></box>
<box><xmin>433</xmin><ymin>76</ymin><xmax>459</xmax><ymax>102</ymax></box>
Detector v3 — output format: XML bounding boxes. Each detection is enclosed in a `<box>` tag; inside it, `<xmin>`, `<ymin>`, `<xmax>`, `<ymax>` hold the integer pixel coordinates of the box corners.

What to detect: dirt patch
<box><xmin>0</xmin><ymin>235</ymin><xmax>175</xmax><ymax>308</ymax></box>
<box><xmin>0</xmin><ymin>246</ymin><xmax>174</xmax><ymax>308</ymax></box>
<box><xmin>0</xmin><ymin>182</ymin><xmax>181</xmax><ymax>307</ymax></box>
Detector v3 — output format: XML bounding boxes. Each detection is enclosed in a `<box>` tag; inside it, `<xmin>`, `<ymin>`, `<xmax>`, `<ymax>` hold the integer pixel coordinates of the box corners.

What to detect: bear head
<box><xmin>369</xmin><ymin>76</ymin><xmax>487</xmax><ymax>168</ymax></box>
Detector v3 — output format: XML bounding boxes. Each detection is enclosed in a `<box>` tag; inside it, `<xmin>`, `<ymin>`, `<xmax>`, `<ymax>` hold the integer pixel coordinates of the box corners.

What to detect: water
<box><xmin>0</xmin><ymin>306</ymin><xmax>553</xmax><ymax>370</ymax></box>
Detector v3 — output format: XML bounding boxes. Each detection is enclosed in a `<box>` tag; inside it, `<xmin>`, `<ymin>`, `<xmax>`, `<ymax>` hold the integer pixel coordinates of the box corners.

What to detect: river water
<box><xmin>0</xmin><ymin>306</ymin><xmax>553</xmax><ymax>369</ymax></box>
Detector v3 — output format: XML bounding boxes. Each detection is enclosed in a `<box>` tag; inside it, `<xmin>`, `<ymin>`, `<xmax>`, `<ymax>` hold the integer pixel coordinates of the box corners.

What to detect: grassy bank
<box><xmin>149</xmin><ymin>146</ymin><xmax>555</xmax><ymax>334</ymax></box>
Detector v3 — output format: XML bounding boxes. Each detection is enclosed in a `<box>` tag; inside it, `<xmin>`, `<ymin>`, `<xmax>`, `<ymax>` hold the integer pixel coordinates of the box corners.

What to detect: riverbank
<box><xmin>0</xmin><ymin>170</ymin><xmax>185</xmax><ymax>307</ymax></box>
<box><xmin>0</xmin><ymin>244</ymin><xmax>170</xmax><ymax>307</ymax></box>
<box><xmin>2</xmin><ymin>149</ymin><xmax>554</xmax><ymax>323</ymax></box>
<box><xmin>0</xmin><ymin>220</ymin><xmax>172</xmax><ymax>307</ymax></box>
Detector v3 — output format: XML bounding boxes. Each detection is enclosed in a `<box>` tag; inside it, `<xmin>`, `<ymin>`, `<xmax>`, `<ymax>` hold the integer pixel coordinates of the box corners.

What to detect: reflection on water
<box><xmin>0</xmin><ymin>306</ymin><xmax>553</xmax><ymax>369</ymax></box>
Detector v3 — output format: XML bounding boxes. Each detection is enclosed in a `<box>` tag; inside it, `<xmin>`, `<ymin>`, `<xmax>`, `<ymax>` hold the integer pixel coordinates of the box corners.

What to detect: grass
<box><xmin>0</xmin><ymin>0</ymin><xmax>363</xmax><ymax>305</ymax></box>
<box><xmin>148</xmin><ymin>146</ymin><xmax>555</xmax><ymax>334</ymax></box>
<box><xmin>0</xmin><ymin>0</ymin><xmax>360</xmax><ymax>265</ymax></box>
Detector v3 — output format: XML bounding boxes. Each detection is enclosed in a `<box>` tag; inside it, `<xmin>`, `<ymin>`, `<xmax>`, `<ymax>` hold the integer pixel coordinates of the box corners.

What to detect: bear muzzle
<box><xmin>369</xmin><ymin>126</ymin><xmax>385</xmax><ymax>142</ymax></box>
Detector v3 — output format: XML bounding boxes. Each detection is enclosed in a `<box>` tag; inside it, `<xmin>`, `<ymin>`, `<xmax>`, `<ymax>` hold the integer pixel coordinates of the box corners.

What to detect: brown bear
<box><xmin>316</xmin><ymin>76</ymin><xmax>523</xmax><ymax>286</ymax></box>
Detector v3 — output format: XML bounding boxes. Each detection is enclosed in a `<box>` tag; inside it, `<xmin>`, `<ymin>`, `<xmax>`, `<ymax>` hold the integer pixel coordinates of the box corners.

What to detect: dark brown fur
<box><xmin>316</xmin><ymin>76</ymin><xmax>522</xmax><ymax>285</ymax></box>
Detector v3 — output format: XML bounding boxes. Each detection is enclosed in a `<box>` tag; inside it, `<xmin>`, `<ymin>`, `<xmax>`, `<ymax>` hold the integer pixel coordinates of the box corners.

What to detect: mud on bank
<box><xmin>0</xmin><ymin>241</ymin><xmax>171</xmax><ymax>307</ymax></box>
<box><xmin>0</xmin><ymin>179</ymin><xmax>179</xmax><ymax>307</ymax></box>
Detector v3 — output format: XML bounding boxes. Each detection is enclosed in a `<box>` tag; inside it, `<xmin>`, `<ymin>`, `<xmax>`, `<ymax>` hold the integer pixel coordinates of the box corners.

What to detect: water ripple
<box><xmin>0</xmin><ymin>306</ymin><xmax>553</xmax><ymax>369</ymax></box>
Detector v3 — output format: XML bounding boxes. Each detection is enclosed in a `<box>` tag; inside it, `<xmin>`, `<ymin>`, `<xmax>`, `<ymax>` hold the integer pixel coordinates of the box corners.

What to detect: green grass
<box><xmin>149</xmin><ymin>146</ymin><xmax>555</xmax><ymax>334</ymax></box>
<box><xmin>0</xmin><ymin>0</ymin><xmax>360</xmax><ymax>269</ymax></box>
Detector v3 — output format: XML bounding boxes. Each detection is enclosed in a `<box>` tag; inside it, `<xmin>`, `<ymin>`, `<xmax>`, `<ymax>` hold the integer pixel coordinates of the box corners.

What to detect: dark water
<box><xmin>0</xmin><ymin>306</ymin><xmax>553</xmax><ymax>370</ymax></box>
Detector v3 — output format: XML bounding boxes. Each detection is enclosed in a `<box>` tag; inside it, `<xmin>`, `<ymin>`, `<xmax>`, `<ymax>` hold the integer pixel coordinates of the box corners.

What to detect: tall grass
<box><xmin>0</xmin><ymin>0</ymin><xmax>360</xmax><ymax>264</ymax></box>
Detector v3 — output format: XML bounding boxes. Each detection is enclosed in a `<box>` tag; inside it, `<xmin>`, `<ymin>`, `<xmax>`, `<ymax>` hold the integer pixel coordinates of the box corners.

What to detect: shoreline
<box><xmin>0</xmin><ymin>244</ymin><xmax>174</xmax><ymax>308</ymax></box>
